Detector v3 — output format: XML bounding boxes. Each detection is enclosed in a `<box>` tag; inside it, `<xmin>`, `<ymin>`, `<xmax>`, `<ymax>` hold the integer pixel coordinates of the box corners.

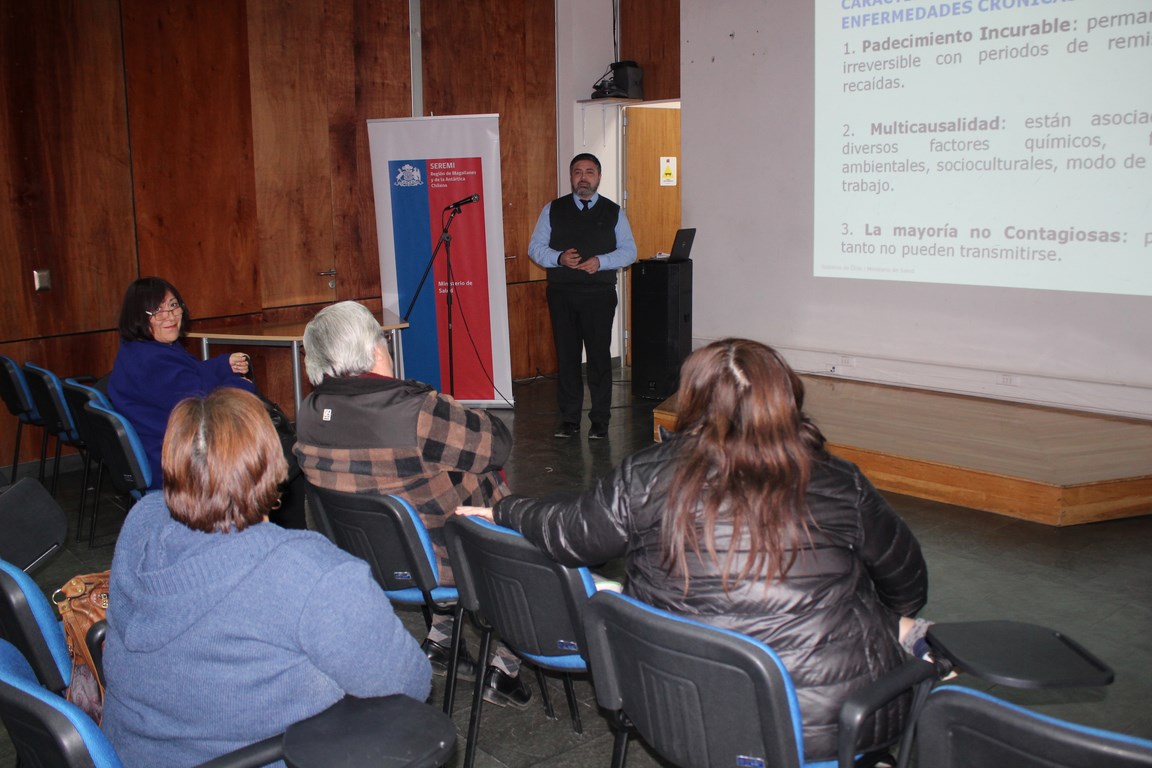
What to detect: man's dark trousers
<box><xmin>547</xmin><ymin>283</ymin><xmax>617</xmax><ymax>427</ymax></box>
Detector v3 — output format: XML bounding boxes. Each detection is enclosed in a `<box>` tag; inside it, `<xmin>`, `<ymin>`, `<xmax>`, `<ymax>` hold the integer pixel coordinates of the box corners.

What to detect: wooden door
<box><xmin>623</xmin><ymin>105</ymin><xmax>681</xmax><ymax>363</ymax></box>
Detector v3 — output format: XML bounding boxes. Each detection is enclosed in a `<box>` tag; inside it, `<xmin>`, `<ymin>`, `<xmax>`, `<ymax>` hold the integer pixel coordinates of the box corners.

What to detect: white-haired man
<box><xmin>293</xmin><ymin>300</ymin><xmax>530</xmax><ymax>708</ymax></box>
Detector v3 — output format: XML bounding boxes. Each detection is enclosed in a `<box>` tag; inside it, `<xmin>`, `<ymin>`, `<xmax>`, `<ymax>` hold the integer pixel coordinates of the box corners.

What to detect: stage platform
<box><xmin>652</xmin><ymin>376</ymin><xmax>1152</xmax><ymax>527</ymax></box>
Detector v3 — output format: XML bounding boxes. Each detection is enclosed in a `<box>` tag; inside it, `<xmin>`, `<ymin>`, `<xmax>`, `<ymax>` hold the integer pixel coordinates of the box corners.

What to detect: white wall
<box><xmin>555</xmin><ymin>0</ymin><xmax>618</xmax><ymax>195</ymax></box>
<box><xmin>675</xmin><ymin>0</ymin><xmax>1152</xmax><ymax>418</ymax></box>
<box><xmin>555</xmin><ymin>0</ymin><xmax>628</xmax><ymax>360</ymax></box>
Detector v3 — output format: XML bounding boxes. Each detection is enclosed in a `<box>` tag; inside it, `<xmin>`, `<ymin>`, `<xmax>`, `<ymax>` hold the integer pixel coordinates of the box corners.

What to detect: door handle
<box><xmin>317</xmin><ymin>269</ymin><xmax>337</xmax><ymax>276</ymax></box>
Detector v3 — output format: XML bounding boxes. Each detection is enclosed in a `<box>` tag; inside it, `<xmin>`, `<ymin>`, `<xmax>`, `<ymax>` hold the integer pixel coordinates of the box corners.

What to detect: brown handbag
<box><xmin>52</xmin><ymin>570</ymin><xmax>110</xmax><ymax>724</ymax></box>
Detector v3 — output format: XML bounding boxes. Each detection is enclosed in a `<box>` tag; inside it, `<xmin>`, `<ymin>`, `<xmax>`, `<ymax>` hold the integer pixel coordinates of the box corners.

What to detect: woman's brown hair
<box><xmin>162</xmin><ymin>388</ymin><xmax>287</xmax><ymax>533</ymax></box>
<box><xmin>664</xmin><ymin>338</ymin><xmax>826</xmax><ymax>591</ymax></box>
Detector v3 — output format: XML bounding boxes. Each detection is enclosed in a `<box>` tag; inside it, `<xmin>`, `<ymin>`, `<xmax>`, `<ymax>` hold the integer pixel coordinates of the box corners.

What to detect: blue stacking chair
<box><xmin>81</xmin><ymin>402</ymin><xmax>152</xmax><ymax>545</ymax></box>
<box><xmin>62</xmin><ymin>379</ymin><xmax>115</xmax><ymax>543</ymax></box>
<box><xmin>305</xmin><ymin>486</ymin><xmax>462</xmax><ymax>709</ymax></box>
<box><xmin>916</xmin><ymin>685</ymin><xmax>1152</xmax><ymax>767</ymax></box>
<box><xmin>23</xmin><ymin>363</ymin><xmax>85</xmax><ymax>496</ymax></box>
<box><xmin>0</xmin><ymin>355</ymin><xmax>46</xmax><ymax>483</ymax></box>
<box><xmin>0</xmin><ymin>558</ymin><xmax>72</xmax><ymax>696</ymax></box>
<box><xmin>306</xmin><ymin>486</ymin><xmax>459</xmax><ymax>630</ymax></box>
<box><xmin>0</xmin><ymin>638</ymin><xmax>287</xmax><ymax>768</ymax></box>
<box><xmin>1</xmin><ymin>637</ymin><xmax>460</xmax><ymax>768</ymax></box>
<box><xmin>444</xmin><ymin>516</ymin><xmax>597</xmax><ymax>768</ymax></box>
<box><xmin>583</xmin><ymin>590</ymin><xmax>936</xmax><ymax>768</ymax></box>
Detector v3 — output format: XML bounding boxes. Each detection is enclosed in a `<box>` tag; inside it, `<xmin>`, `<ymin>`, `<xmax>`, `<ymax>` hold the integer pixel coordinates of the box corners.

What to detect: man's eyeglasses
<box><xmin>145</xmin><ymin>301</ymin><xmax>184</xmax><ymax>318</ymax></box>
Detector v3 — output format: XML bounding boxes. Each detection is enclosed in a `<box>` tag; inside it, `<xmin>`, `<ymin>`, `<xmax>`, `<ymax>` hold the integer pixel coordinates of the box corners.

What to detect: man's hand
<box><xmin>574</xmin><ymin>255</ymin><xmax>600</xmax><ymax>273</ymax></box>
<box><xmin>559</xmin><ymin>249</ymin><xmax>599</xmax><ymax>272</ymax></box>
<box><xmin>455</xmin><ymin>506</ymin><xmax>494</xmax><ymax>520</ymax></box>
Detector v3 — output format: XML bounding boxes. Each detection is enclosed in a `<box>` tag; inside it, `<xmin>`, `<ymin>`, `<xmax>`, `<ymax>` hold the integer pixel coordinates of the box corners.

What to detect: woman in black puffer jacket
<box><xmin>482</xmin><ymin>338</ymin><xmax>928</xmax><ymax>762</ymax></box>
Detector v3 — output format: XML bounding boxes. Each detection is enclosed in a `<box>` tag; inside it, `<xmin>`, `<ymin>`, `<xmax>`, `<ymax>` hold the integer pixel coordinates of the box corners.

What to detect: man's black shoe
<box><xmin>482</xmin><ymin>667</ymin><xmax>532</xmax><ymax>709</ymax></box>
<box><xmin>421</xmin><ymin>638</ymin><xmax>476</xmax><ymax>681</ymax></box>
<box><xmin>554</xmin><ymin>422</ymin><xmax>580</xmax><ymax>438</ymax></box>
<box><xmin>588</xmin><ymin>423</ymin><xmax>608</xmax><ymax>440</ymax></box>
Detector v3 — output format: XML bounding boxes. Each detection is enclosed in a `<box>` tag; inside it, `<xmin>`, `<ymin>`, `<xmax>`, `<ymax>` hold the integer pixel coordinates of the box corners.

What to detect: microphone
<box><xmin>445</xmin><ymin>193</ymin><xmax>480</xmax><ymax>210</ymax></box>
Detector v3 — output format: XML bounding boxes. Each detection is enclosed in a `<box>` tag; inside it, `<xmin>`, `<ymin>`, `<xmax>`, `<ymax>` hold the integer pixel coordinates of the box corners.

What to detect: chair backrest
<box><xmin>63</xmin><ymin>379</ymin><xmax>112</xmax><ymax>463</ymax></box>
<box><xmin>306</xmin><ymin>486</ymin><xmax>454</xmax><ymax>608</ymax></box>
<box><xmin>0</xmin><ymin>558</ymin><xmax>71</xmax><ymax>694</ymax></box>
<box><xmin>24</xmin><ymin>363</ymin><xmax>80</xmax><ymax>442</ymax></box>
<box><xmin>0</xmin><ymin>355</ymin><xmax>40</xmax><ymax>424</ymax></box>
<box><xmin>583</xmin><ymin>590</ymin><xmax>808</xmax><ymax>768</ymax></box>
<box><xmin>0</xmin><ymin>638</ymin><xmax>120</xmax><ymax>768</ymax></box>
<box><xmin>443</xmin><ymin>516</ymin><xmax>596</xmax><ymax>670</ymax></box>
<box><xmin>0</xmin><ymin>477</ymin><xmax>69</xmax><ymax>574</ymax></box>
<box><xmin>83</xmin><ymin>401</ymin><xmax>151</xmax><ymax>495</ymax></box>
<box><xmin>917</xmin><ymin>686</ymin><xmax>1152</xmax><ymax>768</ymax></box>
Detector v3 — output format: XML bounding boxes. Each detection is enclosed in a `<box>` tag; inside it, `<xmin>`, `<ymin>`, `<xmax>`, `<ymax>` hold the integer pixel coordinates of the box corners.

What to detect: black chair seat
<box><xmin>0</xmin><ymin>478</ymin><xmax>68</xmax><ymax>574</ymax></box>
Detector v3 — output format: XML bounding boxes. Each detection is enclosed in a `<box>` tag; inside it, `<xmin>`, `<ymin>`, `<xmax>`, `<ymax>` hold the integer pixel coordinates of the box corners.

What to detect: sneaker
<box><xmin>482</xmin><ymin>667</ymin><xmax>532</xmax><ymax>709</ymax></box>
<box><xmin>554</xmin><ymin>422</ymin><xmax>580</xmax><ymax>438</ymax></box>
<box><xmin>421</xmin><ymin>638</ymin><xmax>476</xmax><ymax>682</ymax></box>
<box><xmin>588</xmin><ymin>423</ymin><xmax>608</xmax><ymax>440</ymax></box>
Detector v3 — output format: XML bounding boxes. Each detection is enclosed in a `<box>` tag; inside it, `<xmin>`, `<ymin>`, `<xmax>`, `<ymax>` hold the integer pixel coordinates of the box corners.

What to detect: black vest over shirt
<box><xmin>547</xmin><ymin>195</ymin><xmax>620</xmax><ymax>287</ymax></box>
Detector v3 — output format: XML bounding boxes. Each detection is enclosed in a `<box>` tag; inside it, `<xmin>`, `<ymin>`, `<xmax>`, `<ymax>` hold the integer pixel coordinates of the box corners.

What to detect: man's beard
<box><xmin>573</xmin><ymin>182</ymin><xmax>598</xmax><ymax>199</ymax></box>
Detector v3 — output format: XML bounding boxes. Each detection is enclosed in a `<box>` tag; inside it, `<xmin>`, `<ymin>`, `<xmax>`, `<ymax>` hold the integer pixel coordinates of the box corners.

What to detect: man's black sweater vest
<box><xmin>547</xmin><ymin>195</ymin><xmax>620</xmax><ymax>287</ymax></box>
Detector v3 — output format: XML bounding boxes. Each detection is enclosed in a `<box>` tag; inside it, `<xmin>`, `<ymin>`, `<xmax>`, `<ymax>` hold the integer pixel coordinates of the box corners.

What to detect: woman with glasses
<box><xmin>108</xmin><ymin>277</ymin><xmax>255</xmax><ymax>490</ymax></box>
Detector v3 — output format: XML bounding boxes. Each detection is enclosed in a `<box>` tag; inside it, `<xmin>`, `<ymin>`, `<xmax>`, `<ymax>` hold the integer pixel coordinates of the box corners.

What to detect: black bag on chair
<box><xmin>261</xmin><ymin>396</ymin><xmax>300</xmax><ymax>478</ymax></box>
<box><xmin>254</xmin><ymin>392</ymin><xmax>307</xmax><ymax>529</ymax></box>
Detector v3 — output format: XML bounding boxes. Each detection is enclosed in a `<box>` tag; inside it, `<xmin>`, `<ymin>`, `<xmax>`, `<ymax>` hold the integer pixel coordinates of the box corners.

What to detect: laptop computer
<box><xmin>665</xmin><ymin>228</ymin><xmax>696</xmax><ymax>262</ymax></box>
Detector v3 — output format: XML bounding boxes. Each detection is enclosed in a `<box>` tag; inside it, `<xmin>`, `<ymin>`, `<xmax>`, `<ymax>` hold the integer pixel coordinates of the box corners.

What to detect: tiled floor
<box><xmin>4</xmin><ymin>369</ymin><xmax>1151</xmax><ymax>767</ymax></box>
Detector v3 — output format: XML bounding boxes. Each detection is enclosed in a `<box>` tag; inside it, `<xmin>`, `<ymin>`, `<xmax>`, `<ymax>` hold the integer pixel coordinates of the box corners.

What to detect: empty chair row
<box><xmin>0</xmin><ymin>356</ymin><xmax>150</xmax><ymax>546</ymax></box>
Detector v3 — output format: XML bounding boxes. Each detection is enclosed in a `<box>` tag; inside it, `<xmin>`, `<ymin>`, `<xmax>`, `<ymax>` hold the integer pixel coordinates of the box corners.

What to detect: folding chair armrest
<box><xmin>85</xmin><ymin>619</ymin><xmax>107</xmax><ymax>689</ymax></box>
<box><xmin>196</xmin><ymin>735</ymin><xmax>285</xmax><ymax>768</ymax></box>
<box><xmin>837</xmin><ymin>657</ymin><xmax>937</xmax><ymax>768</ymax></box>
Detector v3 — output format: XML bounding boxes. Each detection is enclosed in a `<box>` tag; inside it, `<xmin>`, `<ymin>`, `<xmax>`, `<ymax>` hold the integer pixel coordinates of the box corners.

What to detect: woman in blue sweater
<box><xmin>101</xmin><ymin>388</ymin><xmax>431</xmax><ymax>767</ymax></box>
<box><xmin>108</xmin><ymin>277</ymin><xmax>254</xmax><ymax>490</ymax></box>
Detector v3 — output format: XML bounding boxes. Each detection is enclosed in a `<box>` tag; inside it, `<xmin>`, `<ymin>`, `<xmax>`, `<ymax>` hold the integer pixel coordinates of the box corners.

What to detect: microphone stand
<box><xmin>403</xmin><ymin>205</ymin><xmax>463</xmax><ymax>395</ymax></box>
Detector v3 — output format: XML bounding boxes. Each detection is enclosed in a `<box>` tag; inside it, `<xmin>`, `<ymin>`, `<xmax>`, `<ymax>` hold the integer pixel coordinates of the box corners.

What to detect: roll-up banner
<box><xmin>367</xmin><ymin>114</ymin><xmax>512</xmax><ymax>408</ymax></box>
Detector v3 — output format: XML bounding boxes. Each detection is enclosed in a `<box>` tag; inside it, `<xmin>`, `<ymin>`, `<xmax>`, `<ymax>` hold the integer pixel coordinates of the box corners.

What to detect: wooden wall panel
<box><xmin>506</xmin><ymin>281</ymin><xmax>556</xmax><ymax>380</ymax></box>
<box><xmin>247</xmin><ymin>0</ymin><xmax>337</xmax><ymax>309</ymax></box>
<box><xmin>0</xmin><ymin>1</ymin><xmax>136</xmax><ymax>341</ymax></box>
<box><xmin>246</xmin><ymin>0</ymin><xmax>410</xmax><ymax>309</ymax></box>
<box><xmin>421</xmin><ymin>0</ymin><xmax>555</xmax><ymax>281</ymax></box>
<box><xmin>328</xmin><ymin>0</ymin><xmax>412</xmax><ymax>302</ymax></box>
<box><xmin>121</xmin><ymin>1</ymin><xmax>261</xmax><ymax>321</ymax></box>
<box><xmin>422</xmin><ymin>0</ymin><xmax>556</xmax><ymax>378</ymax></box>
<box><xmin>620</xmin><ymin>0</ymin><xmax>680</xmax><ymax>102</ymax></box>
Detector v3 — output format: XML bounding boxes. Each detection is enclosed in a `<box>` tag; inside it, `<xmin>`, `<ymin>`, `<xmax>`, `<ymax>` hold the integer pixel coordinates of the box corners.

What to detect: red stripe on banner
<box><xmin>426</xmin><ymin>157</ymin><xmax>494</xmax><ymax>400</ymax></box>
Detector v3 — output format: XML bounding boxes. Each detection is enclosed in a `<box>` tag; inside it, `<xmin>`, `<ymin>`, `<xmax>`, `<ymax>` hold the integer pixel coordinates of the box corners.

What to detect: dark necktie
<box><xmin>581</xmin><ymin>199</ymin><xmax>590</xmax><ymax>211</ymax></box>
